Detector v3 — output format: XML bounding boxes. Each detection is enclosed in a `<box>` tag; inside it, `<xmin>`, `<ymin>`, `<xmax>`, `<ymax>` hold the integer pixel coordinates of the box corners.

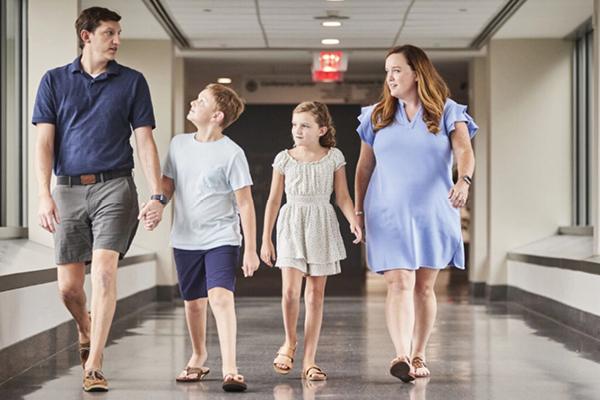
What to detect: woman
<box><xmin>354</xmin><ymin>45</ymin><xmax>477</xmax><ymax>382</ymax></box>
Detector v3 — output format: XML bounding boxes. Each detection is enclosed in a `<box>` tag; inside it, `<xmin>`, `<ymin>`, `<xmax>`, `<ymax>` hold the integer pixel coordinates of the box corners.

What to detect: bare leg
<box><xmin>411</xmin><ymin>268</ymin><xmax>439</xmax><ymax>377</ymax></box>
<box><xmin>178</xmin><ymin>298</ymin><xmax>208</xmax><ymax>377</ymax></box>
<box><xmin>207</xmin><ymin>287</ymin><xmax>237</xmax><ymax>376</ymax></box>
<box><xmin>57</xmin><ymin>263</ymin><xmax>90</xmax><ymax>344</ymax></box>
<box><xmin>84</xmin><ymin>249</ymin><xmax>119</xmax><ymax>371</ymax></box>
<box><xmin>276</xmin><ymin>267</ymin><xmax>304</xmax><ymax>371</ymax></box>
<box><xmin>302</xmin><ymin>275</ymin><xmax>327</xmax><ymax>374</ymax></box>
<box><xmin>383</xmin><ymin>270</ymin><xmax>416</xmax><ymax>361</ymax></box>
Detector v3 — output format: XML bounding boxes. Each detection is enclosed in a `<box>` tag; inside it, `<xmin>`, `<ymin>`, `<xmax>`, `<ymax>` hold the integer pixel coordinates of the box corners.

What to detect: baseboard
<box><xmin>469</xmin><ymin>282</ymin><xmax>487</xmax><ymax>298</ymax></box>
<box><xmin>486</xmin><ymin>284</ymin><xmax>508</xmax><ymax>300</ymax></box>
<box><xmin>0</xmin><ymin>286</ymin><xmax>157</xmax><ymax>385</ymax></box>
<box><xmin>507</xmin><ymin>286</ymin><xmax>600</xmax><ymax>339</ymax></box>
<box><xmin>157</xmin><ymin>284</ymin><xmax>180</xmax><ymax>301</ymax></box>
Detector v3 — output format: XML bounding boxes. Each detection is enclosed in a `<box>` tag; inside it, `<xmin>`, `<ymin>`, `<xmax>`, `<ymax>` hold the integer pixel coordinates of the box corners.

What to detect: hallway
<box><xmin>2</xmin><ymin>289</ymin><xmax>599</xmax><ymax>400</ymax></box>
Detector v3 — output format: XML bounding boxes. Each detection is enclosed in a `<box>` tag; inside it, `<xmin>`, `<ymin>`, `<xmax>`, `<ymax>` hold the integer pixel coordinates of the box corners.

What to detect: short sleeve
<box><xmin>331</xmin><ymin>148</ymin><xmax>346</xmax><ymax>170</ymax></box>
<box><xmin>162</xmin><ymin>138</ymin><xmax>176</xmax><ymax>179</ymax></box>
<box><xmin>32</xmin><ymin>72</ymin><xmax>57</xmax><ymax>125</ymax></box>
<box><xmin>356</xmin><ymin>105</ymin><xmax>376</xmax><ymax>146</ymax></box>
<box><xmin>272</xmin><ymin>150</ymin><xmax>288</xmax><ymax>175</ymax></box>
<box><xmin>443</xmin><ymin>99</ymin><xmax>478</xmax><ymax>138</ymax></box>
<box><xmin>228</xmin><ymin>150</ymin><xmax>253</xmax><ymax>191</ymax></box>
<box><xmin>129</xmin><ymin>73</ymin><xmax>156</xmax><ymax>130</ymax></box>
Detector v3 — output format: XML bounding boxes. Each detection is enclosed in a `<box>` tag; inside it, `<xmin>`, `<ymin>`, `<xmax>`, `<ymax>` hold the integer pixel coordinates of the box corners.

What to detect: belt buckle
<box><xmin>80</xmin><ymin>174</ymin><xmax>96</xmax><ymax>185</ymax></box>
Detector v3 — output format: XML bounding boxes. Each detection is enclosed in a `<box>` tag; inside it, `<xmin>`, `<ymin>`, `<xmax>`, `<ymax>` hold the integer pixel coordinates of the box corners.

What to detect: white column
<box><xmin>592</xmin><ymin>0</ymin><xmax>600</xmax><ymax>254</ymax></box>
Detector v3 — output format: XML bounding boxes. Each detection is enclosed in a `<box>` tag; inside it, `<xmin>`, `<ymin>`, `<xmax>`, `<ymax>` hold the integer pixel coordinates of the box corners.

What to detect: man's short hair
<box><xmin>206</xmin><ymin>84</ymin><xmax>245</xmax><ymax>128</ymax></box>
<box><xmin>75</xmin><ymin>7</ymin><xmax>121</xmax><ymax>49</ymax></box>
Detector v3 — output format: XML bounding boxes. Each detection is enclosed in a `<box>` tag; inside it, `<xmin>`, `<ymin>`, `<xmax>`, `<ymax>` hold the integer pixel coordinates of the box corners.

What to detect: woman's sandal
<box><xmin>175</xmin><ymin>366</ymin><xmax>210</xmax><ymax>382</ymax></box>
<box><xmin>273</xmin><ymin>344</ymin><xmax>296</xmax><ymax>375</ymax></box>
<box><xmin>222</xmin><ymin>373</ymin><xmax>247</xmax><ymax>392</ymax></box>
<box><xmin>411</xmin><ymin>356</ymin><xmax>430</xmax><ymax>378</ymax></box>
<box><xmin>390</xmin><ymin>356</ymin><xmax>415</xmax><ymax>383</ymax></box>
<box><xmin>303</xmin><ymin>365</ymin><xmax>327</xmax><ymax>381</ymax></box>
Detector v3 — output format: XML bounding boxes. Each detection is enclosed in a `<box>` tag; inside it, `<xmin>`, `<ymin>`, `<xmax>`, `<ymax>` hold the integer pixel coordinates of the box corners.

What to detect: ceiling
<box><xmin>81</xmin><ymin>0</ymin><xmax>594</xmax><ymax>68</ymax></box>
<box><xmin>159</xmin><ymin>0</ymin><xmax>508</xmax><ymax>50</ymax></box>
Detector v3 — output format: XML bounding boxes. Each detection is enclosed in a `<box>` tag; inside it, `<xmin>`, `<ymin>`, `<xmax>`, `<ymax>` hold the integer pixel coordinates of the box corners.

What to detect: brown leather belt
<box><xmin>56</xmin><ymin>169</ymin><xmax>132</xmax><ymax>186</ymax></box>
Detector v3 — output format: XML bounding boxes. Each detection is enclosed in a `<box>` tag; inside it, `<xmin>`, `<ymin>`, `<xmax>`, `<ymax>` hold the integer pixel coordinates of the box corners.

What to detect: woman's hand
<box><xmin>448</xmin><ymin>180</ymin><xmax>470</xmax><ymax>208</ymax></box>
<box><xmin>260</xmin><ymin>240</ymin><xmax>276</xmax><ymax>267</ymax></box>
<box><xmin>356</xmin><ymin>214</ymin><xmax>366</xmax><ymax>243</ymax></box>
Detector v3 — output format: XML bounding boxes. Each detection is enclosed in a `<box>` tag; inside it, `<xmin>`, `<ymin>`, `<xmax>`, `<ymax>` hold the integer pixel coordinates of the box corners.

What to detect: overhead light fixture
<box><xmin>321</xmin><ymin>38</ymin><xmax>340</xmax><ymax>45</ymax></box>
<box><xmin>217</xmin><ymin>77</ymin><xmax>232</xmax><ymax>84</ymax></box>
<box><xmin>322</xmin><ymin>21</ymin><xmax>342</xmax><ymax>27</ymax></box>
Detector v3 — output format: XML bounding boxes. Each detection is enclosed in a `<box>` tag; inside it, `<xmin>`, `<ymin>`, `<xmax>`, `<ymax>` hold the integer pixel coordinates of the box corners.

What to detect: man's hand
<box><xmin>242</xmin><ymin>251</ymin><xmax>260</xmax><ymax>277</ymax></box>
<box><xmin>38</xmin><ymin>194</ymin><xmax>60</xmax><ymax>233</ymax></box>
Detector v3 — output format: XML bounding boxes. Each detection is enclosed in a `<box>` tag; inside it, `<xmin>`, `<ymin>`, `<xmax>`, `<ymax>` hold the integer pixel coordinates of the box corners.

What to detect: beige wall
<box><xmin>593</xmin><ymin>0</ymin><xmax>600</xmax><ymax>254</ymax></box>
<box><xmin>27</xmin><ymin>0</ymin><xmax>78</xmax><ymax>246</ymax></box>
<box><xmin>469</xmin><ymin>56</ymin><xmax>490</xmax><ymax>285</ymax></box>
<box><xmin>487</xmin><ymin>39</ymin><xmax>572</xmax><ymax>286</ymax></box>
<box><xmin>117</xmin><ymin>39</ymin><xmax>178</xmax><ymax>286</ymax></box>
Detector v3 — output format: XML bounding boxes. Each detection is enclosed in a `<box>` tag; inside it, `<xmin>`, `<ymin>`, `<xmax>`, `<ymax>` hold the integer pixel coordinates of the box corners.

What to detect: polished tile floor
<box><xmin>1</xmin><ymin>288</ymin><xmax>600</xmax><ymax>399</ymax></box>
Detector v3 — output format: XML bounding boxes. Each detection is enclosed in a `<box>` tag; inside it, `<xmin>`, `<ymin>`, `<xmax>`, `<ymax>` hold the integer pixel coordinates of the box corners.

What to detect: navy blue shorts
<box><xmin>173</xmin><ymin>246</ymin><xmax>240</xmax><ymax>301</ymax></box>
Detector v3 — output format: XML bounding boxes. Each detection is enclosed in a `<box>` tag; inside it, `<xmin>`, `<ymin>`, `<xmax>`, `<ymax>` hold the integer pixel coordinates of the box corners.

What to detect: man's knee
<box><xmin>58</xmin><ymin>282</ymin><xmax>84</xmax><ymax>305</ymax></box>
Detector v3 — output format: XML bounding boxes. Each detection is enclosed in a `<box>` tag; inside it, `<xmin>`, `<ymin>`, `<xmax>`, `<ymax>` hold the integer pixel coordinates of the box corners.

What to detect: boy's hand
<box><xmin>242</xmin><ymin>252</ymin><xmax>260</xmax><ymax>278</ymax></box>
<box><xmin>350</xmin><ymin>223</ymin><xmax>363</xmax><ymax>244</ymax></box>
<box><xmin>260</xmin><ymin>241</ymin><xmax>276</xmax><ymax>267</ymax></box>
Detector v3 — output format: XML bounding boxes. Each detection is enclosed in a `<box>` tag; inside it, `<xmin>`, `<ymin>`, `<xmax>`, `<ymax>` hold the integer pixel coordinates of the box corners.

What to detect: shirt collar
<box><xmin>68</xmin><ymin>56</ymin><xmax>121</xmax><ymax>76</ymax></box>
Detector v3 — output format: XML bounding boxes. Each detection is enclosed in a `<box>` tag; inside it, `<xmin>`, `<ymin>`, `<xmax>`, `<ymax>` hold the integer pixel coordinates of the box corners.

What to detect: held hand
<box><xmin>448</xmin><ymin>180</ymin><xmax>470</xmax><ymax>208</ymax></box>
<box><xmin>260</xmin><ymin>240</ymin><xmax>277</xmax><ymax>267</ymax></box>
<box><xmin>38</xmin><ymin>194</ymin><xmax>60</xmax><ymax>233</ymax></box>
<box><xmin>350</xmin><ymin>223</ymin><xmax>363</xmax><ymax>244</ymax></box>
<box><xmin>138</xmin><ymin>200</ymin><xmax>164</xmax><ymax>230</ymax></box>
<box><xmin>356</xmin><ymin>214</ymin><xmax>366</xmax><ymax>243</ymax></box>
<box><xmin>242</xmin><ymin>252</ymin><xmax>260</xmax><ymax>278</ymax></box>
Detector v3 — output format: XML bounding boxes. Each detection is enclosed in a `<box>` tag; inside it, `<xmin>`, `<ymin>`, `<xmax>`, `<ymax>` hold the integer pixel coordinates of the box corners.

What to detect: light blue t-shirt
<box><xmin>163</xmin><ymin>134</ymin><xmax>253</xmax><ymax>250</ymax></box>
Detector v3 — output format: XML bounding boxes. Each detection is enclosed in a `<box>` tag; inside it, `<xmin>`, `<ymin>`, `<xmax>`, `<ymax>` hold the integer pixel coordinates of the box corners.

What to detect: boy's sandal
<box><xmin>304</xmin><ymin>365</ymin><xmax>327</xmax><ymax>381</ymax></box>
<box><xmin>411</xmin><ymin>356</ymin><xmax>430</xmax><ymax>378</ymax></box>
<box><xmin>273</xmin><ymin>345</ymin><xmax>296</xmax><ymax>375</ymax></box>
<box><xmin>175</xmin><ymin>366</ymin><xmax>210</xmax><ymax>382</ymax></box>
<box><xmin>222</xmin><ymin>373</ymin><xmax>247</xmax><ymax>392</ymax></box>
<box><xmin>390</xmin><ymin>356</ymin><xmax>415</xmax><ymax>383</ymax></box>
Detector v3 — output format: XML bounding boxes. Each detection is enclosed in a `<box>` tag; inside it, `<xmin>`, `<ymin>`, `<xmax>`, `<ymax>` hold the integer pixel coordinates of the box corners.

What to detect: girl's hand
<box><xmin>356</xmin><ymin>214</ymin><xmax>366</xmax><ymax>243</ymax></box>
<box><xmin>448</xmin><ymin>180</ymin><xmax>470</xmax><ymax>208</ymax></box>
<box><xmin>350</xmin><ymin>223</ymin><xmax>363</xmax><ymax>244</ymax></box>
<box><xmin>242</xmin><ymin>252</ymin><xmax>260</xmax><ymax>278</ymax></box>
<box><xmin>260</xmin><ymin>240</ymin><xmax>276</xmax><ymax>267</ymax></box>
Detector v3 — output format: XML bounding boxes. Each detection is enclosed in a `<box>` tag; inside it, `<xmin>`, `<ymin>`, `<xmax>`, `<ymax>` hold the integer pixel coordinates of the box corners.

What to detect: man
<box><xmin>33</xmin><ymin>7</ymin><xmax>165</xmax><ymax>392</ymax></box>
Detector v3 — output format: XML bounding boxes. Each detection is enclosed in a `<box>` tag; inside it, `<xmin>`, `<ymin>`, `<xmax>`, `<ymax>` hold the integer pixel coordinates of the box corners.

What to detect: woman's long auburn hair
<box><xmin>371</xmin><ymin>45</ymin><xmax>450</xmax><ymax>134</ymax></box>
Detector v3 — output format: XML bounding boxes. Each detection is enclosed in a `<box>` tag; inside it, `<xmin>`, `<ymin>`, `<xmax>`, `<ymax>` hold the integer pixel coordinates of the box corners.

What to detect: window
<box><xmin>0</xmin><ymin>0</ymin><xmax>26</xmax><ymax>234</ymax></box>
<box><xmin>572</xmin><ymin>29</ymin><xmax>593</xmax><ymax>226</ymax></box>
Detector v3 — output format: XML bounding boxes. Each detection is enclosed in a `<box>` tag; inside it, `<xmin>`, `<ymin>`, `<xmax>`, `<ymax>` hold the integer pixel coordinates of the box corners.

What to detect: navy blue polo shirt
<box><xmin>32</xmin><ymin>57</ymin><xmax>156</xmax><ymax>176</ymax></box>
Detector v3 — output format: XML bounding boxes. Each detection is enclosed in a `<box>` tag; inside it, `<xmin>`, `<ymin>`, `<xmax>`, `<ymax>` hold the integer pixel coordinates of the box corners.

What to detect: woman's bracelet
<box><xmin>355</xmin><ymin>210</ymin><xmax>364</xmax><ymax>216</ymax></box>
<box><xmin>461</xmin><ymin>175</ymin><xmax>472</xmax><ymax>185</ymax></box>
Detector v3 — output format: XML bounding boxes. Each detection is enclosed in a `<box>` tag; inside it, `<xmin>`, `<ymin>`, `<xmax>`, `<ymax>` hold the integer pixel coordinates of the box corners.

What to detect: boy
<box><xmin>144</xmin><ymin>83</ymin><xmax>259</xmax><ymax>392</ymax></box>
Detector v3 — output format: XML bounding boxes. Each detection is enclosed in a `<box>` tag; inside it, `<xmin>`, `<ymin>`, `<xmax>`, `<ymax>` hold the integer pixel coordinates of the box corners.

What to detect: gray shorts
<box><xmin>52</xmin><ymin>176</ymin><xmax>139</xmax><ymax>265</ymax></box>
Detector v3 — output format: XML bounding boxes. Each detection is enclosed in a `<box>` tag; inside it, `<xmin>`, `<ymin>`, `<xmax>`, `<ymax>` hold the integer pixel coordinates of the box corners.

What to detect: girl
<box><xmin>261</xmin><ymin>101</ymin><xmax>362</xmax><ymax>381</ymax></box>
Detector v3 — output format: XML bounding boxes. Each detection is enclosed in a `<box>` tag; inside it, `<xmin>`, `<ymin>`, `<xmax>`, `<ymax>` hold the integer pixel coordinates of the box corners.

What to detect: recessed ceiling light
<box><xmin>322</xmin><ymin>21</ymin><xmax>342</xmax><ymax>27</ymax></box>
<box><xmin>217</xmin><ymin>77</ymin><xmax>232</xmax><ymax>84</ymax></box>
<box><xmin>321</xmin><ymin>38</ymin><xmax>340</xmax><ymax>45</ymax></box>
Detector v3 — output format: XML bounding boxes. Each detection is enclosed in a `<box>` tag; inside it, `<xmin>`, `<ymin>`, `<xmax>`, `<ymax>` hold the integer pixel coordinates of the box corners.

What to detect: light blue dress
<box><xmin>356</xmin><ymin>98</ymin><xmax>478</xmax><ymax>273</ymax></box>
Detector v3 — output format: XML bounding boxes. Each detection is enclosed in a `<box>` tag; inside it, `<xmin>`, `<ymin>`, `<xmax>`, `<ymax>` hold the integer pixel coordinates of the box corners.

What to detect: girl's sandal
<box><xmin>175</xmin><ymin>366</ymin><xmax>210</xmax><ymax>382</ymax></box>
<box><xmin>304</xmin><ymin>365</ymin><xmax>327</xmax><ymax>381</ymax></box>
<box><xmin>273</xmin><ymin>344</ymin><xmax>296</xmax><ymax>375</ymax></box>
<box><xmin>390</xmin><ymin>356</ymin><xmax>415</xmax><ymax>383</ymax></box>
<box><xmin>411</xmin><ymin>356</ymin><xmax>430</xmax><ymax>378</ymax></box>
